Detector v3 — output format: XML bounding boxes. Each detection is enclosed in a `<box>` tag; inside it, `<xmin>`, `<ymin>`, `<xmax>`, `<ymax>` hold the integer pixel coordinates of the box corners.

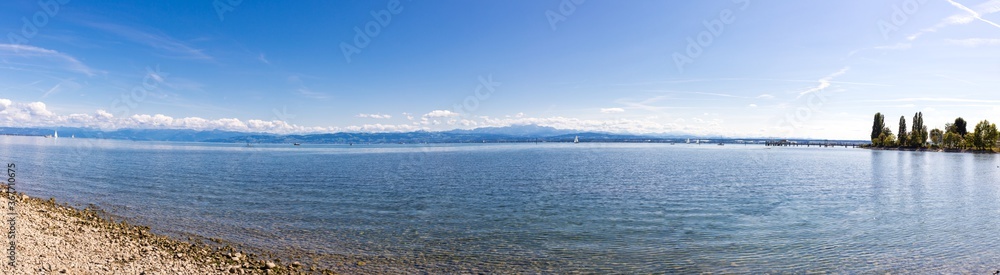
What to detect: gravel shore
<box><xmin>0</xmin><ymin>190</ymin><xmax>328</xmax><ymax>274</ymax></box>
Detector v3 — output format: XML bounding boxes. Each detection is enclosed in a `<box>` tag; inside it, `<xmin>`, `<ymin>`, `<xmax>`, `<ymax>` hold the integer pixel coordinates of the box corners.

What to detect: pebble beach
<box><xmin>0</xmin><ymin>190</ymin><xmax>327</xmax><ymax>274</ymax></box>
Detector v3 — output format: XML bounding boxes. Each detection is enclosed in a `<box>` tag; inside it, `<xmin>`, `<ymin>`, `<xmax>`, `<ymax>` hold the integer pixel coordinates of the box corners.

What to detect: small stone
<box><xmin>175</xmin><ymin>253</ymin><xmax>184</xmax><ymax>258</ymax></box>
<box><xmin>291</xmin><ymin>261</ymin><xmax>301</xmax><ymax>267</ymax></box>
<box><xmin>59</xmin><ymin>268</ymin><xmax>67</xmax><ymax>273</ymax></box>
<box><xmin>265</xmin><ymin>261</ymin><xmax>276</xmax><ymax>269</ymax></box>
<box><xmin>233</xmin><ymin>253</ymin><xmax>242</xmax><ymax>258</ymax></box>
<box><xmin>357</xmin><ymin>261</ymin><xmax>366</xmax><ymax>266</ymax></box>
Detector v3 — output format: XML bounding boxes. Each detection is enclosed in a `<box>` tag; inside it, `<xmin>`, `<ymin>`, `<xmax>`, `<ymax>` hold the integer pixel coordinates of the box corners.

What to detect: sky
<box><xmin>0</xmin><ymin>0</ymin><xmax>998</xmax><ymax>140</ymax></box>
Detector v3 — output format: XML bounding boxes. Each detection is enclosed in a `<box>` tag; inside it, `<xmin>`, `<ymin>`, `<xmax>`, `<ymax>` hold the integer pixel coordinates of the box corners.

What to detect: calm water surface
<box><xmin>2</xmin><ymin>136</ymin><xmax>1000</xmax><ymax>273</ymax></box>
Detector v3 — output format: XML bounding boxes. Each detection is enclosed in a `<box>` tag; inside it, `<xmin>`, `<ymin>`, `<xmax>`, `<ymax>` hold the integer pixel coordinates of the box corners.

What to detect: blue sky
<box><xmin>1</xmin><ymin>0</ymin><xmax>998</xmax><ymax>139</ymax></box>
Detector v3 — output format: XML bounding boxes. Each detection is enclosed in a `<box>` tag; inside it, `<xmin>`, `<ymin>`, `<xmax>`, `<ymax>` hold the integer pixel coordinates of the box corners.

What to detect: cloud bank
<box><xmin>0</xmin><ymin>98</ymin><xmax>736</xmax><ymax>136</ymax></box>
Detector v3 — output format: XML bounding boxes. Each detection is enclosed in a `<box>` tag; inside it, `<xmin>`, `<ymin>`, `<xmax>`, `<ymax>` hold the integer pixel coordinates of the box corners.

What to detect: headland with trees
<box><xmin>866</xmin><ymin>112</ymin><xmax>999</xmax><ymax>153</ymax></box>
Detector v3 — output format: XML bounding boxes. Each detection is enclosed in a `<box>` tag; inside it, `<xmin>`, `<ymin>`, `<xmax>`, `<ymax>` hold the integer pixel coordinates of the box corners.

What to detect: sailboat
<box><xmin>573</xmin><ymin>136</ymin><xmax>579</xmax><ymax>144</ymax></box>
<box><xmin>54</xmin><ymin>130</ymin><xmax>58</xmax><ymax>139</ymax></box>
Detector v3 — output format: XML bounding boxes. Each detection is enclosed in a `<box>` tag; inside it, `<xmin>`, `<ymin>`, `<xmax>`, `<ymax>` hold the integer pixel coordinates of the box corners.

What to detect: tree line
<box><xmin>869</xmin><ymin>112</ymin><xmax>999</xmax><ymax>151</ymax></box>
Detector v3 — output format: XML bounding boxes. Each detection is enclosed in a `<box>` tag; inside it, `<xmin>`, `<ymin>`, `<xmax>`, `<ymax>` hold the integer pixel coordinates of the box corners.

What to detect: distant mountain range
<box><xmin>0</xmin><ymin>125</ymin><xmax>868</xmax><ymax>144</ymax></box>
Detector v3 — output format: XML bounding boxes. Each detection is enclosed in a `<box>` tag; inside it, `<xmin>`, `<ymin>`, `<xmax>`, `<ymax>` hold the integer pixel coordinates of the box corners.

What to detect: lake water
<box><xmin>2</xmin><ymin>136</ymin><xmax>1000</xmax><ymax>273</ymax></box>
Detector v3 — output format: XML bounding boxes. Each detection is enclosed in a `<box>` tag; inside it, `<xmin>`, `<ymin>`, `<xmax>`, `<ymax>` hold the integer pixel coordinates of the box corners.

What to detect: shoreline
<box><xmin>861</xmin><ymin>146</ymin><xmax>999</xmax><ymax>154</ymax></box>
<box><xmin>0</xmin><ymin>189</ymin><xmax>332</xmax><ymax>274</ymax></box>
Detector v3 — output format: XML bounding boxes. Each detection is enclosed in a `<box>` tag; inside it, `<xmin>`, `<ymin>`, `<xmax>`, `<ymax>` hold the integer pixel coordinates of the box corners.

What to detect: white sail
<box><xmin>574</xmin><ymin>136</ymin><xmax>579</xmax><ymax>143</ymax></box>
<box><xmin>54</xmin><ymin>130</ymin><xmax>58</xmax><ymax>139</ymax></box>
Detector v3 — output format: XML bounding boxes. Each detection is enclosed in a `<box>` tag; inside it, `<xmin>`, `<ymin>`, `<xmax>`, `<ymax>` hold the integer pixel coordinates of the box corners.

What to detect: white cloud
<box><xmin>945</xmin><ymin>0</ymin><xmax>1000</xmax><ymax>28</ymax></box>
<box><xmin>82</xmin><ymin>22</ymin><xmax>213</xmax><ymax>60</ymax></box>
<box><xmin>0</xmin><ymin>44</ymin><xmax>99</xmax><ymax>76</ymax></box>
<box><xmin>909</xmin><ymin>0</ymin><xmax>1000</xmax><ymax>40</ymax></box>
<box><xmin>864</xmin><ymin>97</ymin><xmax>1000</xmax><ymax>103</ymax></box>
<box><xmin>295</xmin><ymin>88</ymin><xmax>329</xmax><ymax>100</ymax></box>
<box><xmin>258</xmin><ymin>53</ymin><xmax>270</xmax><ymax>65</ymax></box>
<box><xmin>0</xmin><ymin>99</ymin><xmax>819</xmax><ymax>137</ymax></box>
<box><xmin>339</xmin><ymin>123</ymin><xmax>424</xmax><ymax>133</ymax></box>
<box><xmin>423</xmin><ymin>110</ymin><xmax>459</xmax><ymax>118</ymax></box>
<box><xmin>874</xmin><ymin>43</ymin><xmax>912</xmax><ymax>50</ymax></box>
<box><xmin>748</xmin><ymin>104</ymin><xmax>758</xmax><ymax>108</ymax></box>
<box><xmin>600</xmin><ymin>108</ymin><xmax>625</xmax><ymax>114</ymax></box>
<box><xmin>0</xmin><ymin>98</ymin><xmax>439</xmax><ymax>134</ymax></box>
<box><xmin>356</xmin><ymin>113</ymin><xmax>392</xmax><ymax>119</ymax></box>
<box><xmin>25</xmin><ymin>102</ymin><xmax>53</xmax><ymax>117</ymax></box>
<box><xmin>757</xmin><ymin>94</ymin><xmax>775</xmax><ymax>99</ymax></box>
<box><xmin>947</xmin><ymin>38</ymin><xmax>1000</xmax><ymax>47</ymax></box>
<box><xmin>0</xmin><ymin>99</ymin><xmax>11</xmax><ymax>111</ymax></box>
<box><xmin>95</xmin><ymin>110</ymin><xmax>114</xmax><ymax>119</ymax></box>
<box><xmin>797</xmin><ymin>67</ymin><xmax>849</xmax><ymax>99</ymax></box>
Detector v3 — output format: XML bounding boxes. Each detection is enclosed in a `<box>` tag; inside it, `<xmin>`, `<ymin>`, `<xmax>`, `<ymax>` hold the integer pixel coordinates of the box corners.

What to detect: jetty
<box><xmin>765</xmin><ymin>139</ymin><xmax>862</xmax><ymax>148</ymax></box>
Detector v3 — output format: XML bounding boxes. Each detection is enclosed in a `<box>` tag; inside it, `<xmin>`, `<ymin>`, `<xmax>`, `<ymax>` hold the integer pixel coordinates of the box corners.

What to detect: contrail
<box><xmin>945</xmin><ymin>0</ymin><xmax>1000</xmax><ymax>29</ymax></box>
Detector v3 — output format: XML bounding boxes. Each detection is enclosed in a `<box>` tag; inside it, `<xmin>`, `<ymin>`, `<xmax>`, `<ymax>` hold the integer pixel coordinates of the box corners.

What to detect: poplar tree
<box><xmin>871</xmin><ymin>113</ymin><xmax>885</xmax><ymax>141</ymax></box>
<box><xmin>897</xmin><ymin>116</ymin><xmax>908</xmax><ymax>147</ymax></box>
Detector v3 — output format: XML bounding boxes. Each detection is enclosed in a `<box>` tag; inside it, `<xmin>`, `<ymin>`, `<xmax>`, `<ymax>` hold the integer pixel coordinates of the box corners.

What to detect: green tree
<box><xmin>879</xmin><ymin>127</ymin><xmax>895</xmax><ymax>147</ymax></box>
<box><xmin>955</xmin><ymin>117</ymin><xmax>968</xmax><ymax>137</ymax></box>
<box><xmin>972</xmin><ymin>120</ymin><xmax>999</xmax><ymax>150</ymax></box>
<box><xmin>964</xmin><ymin>136</ymin><xmax>975</xmax><ymax>149</ymax></box>
<box><xmin>943</xmin><ymin>132</ymin><xmax>961</xmax><ymax>149</ymax></box>
<box><xmin>930</xmin><ymin>128</ymin><xmax>943</xmax><ymax>146</ymax></box>
<box><xmin>921</xmin><ymin>125</ymin><xmax>929</xmax><ymax>147</ymax></box>
<box><xmin>897</xmin><ymin>116</ymin><xmax>908</xmax><ymax>147</ymax></box>
<box><xmin>909</xmin><ymin>112</ymin><xmax>926</xmax><ymax>147</ymax></box>
<box><xmin>871</xmin><ymin>113</ymin><xmax>885</xmax><ymax>140</ymax></box>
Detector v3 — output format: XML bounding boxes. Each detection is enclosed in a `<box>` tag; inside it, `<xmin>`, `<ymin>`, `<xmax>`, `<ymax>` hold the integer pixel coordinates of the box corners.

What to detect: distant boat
<box><xmin>717</xmin><ymin>143</ymin><xmax>724</xmax><ymax>146</ymax></box>
<box><xmin>574</xmin><ymin>136</ymin><xmax>579</xmax><ymax>143</ymax></box>
<box><xmin>54</xmin><ymin>130</ymin><xmax>58</xmax><ymax>139</ymax></box>
<box><xmin>293</xmin><ymin>143</ymin><xmax>301</xmax><ymax>146</ymax></box>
